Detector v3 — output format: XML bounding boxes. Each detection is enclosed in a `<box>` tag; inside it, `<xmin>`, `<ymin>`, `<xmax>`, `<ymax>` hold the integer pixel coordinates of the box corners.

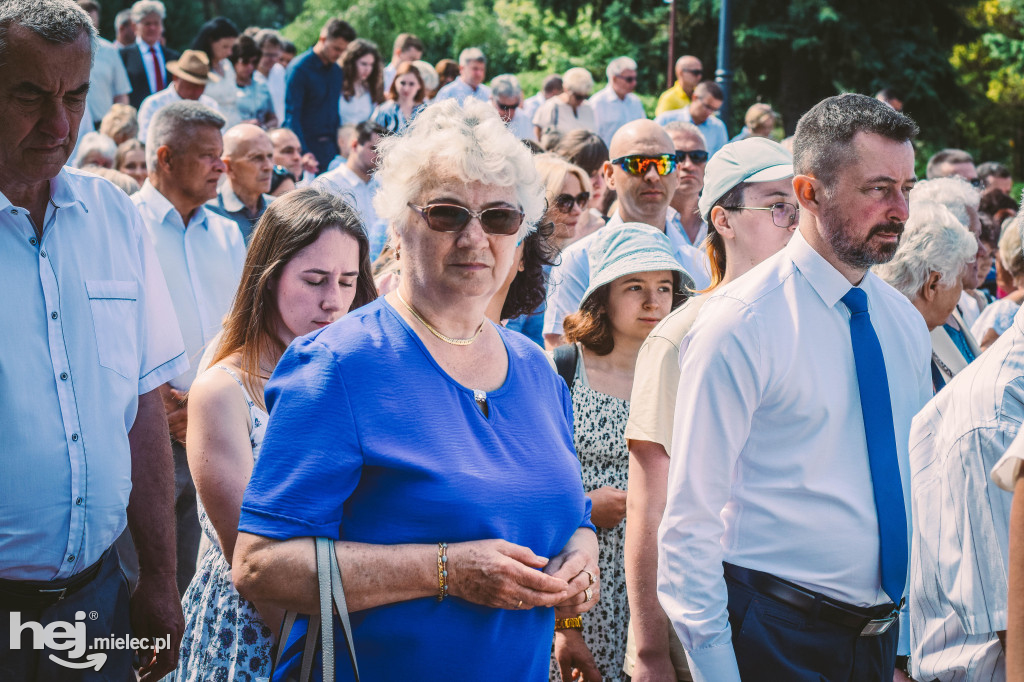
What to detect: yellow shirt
<box><xmin>655</xmin><ymin>81</ymin><xmax>692</xmax><ymax>117</ymax></box>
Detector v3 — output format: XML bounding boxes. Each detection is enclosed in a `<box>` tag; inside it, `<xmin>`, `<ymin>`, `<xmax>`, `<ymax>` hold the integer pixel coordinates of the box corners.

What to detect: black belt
<box><xmin>724</xmin><ymin>562</ymin><xmax>901</xmax><ymax>637</ymax></box>
<box><xmin>0</xmin><ymin>549</ymin><xmax>108</xmax><ymax>611</ymax></box>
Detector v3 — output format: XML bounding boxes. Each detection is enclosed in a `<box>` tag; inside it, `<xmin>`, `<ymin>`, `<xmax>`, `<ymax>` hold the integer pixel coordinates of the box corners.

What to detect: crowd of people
<box><xmin>6</xmin><ymin>0</ymin><xmax>1024</xmax><ymax>681</ymax></box>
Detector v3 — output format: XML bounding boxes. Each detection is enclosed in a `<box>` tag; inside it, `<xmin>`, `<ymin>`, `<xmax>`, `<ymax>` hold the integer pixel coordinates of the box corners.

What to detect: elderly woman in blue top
<box><xmin>233</xmin><ymin>97</ymin><xmax>600</xmax><ymax>680</ymax></box>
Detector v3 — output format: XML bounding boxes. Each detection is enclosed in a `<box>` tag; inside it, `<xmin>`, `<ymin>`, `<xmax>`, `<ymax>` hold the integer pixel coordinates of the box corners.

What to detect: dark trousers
<box><xmin>726</xmin><ymin>571</ymin><xmax>898</xmax><ymax>682</ymax></box>
<box><xmin>0</xmin><ymin>548</ymin><xmax>134</xmax><ymax>681</ymax></box>
<box><xmin>173</xmin><ymin>440</ymin><xmax>201</xmax><ymax>597</ymax></box>
<box><xmin>306</xmin><ymin>134</ymin><xmax>339</xmax><ymax>175</ymax></box>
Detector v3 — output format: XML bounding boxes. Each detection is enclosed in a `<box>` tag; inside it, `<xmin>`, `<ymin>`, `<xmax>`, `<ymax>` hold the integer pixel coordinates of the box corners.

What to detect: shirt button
<box><xmin>60</xmin><ymin>372</ymin><xmax>68</xmax><ymax>380</ymax></box>
<box><xmin>40</xmin><ymin>250</ymin><xmax>46</xmax><ymax>258</ymax></box>
<box><xmin>75</xmin><ymin>497</ymin><xmax>83</xmax><ymax>505</ymax></box>
<box><xmin>9</xmin><ymin>209</ymin><xmax>16</xmax><ymax>215</ymax></box>
<box><xmin>71</xmin><ymin>433</ymin><xmax>79</xmax><ymax>441</ymax></box>
<box><xmin>29</xmin><ymin>237</ymin><xmax>36</xmax><ymax>245</ymax></box>
<box><xmin>51</xmin><ymin>311</ymin><xmax>58</xmax><ymax>320</ymax></box>
<box><xmin>67</xmin><ymin>555</ymin><xmax>75</xmax><ymax>562</ymax></box>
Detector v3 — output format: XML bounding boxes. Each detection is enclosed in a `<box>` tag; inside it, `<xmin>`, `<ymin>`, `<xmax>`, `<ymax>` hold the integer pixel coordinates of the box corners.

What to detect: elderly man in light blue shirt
<box><xmin>135</xmin><ymin>101</ymin><xmax>246</xmax><ymax>598</ymax></box>
<box><xmin>590</xmin><ymin>56</ymin><xmax>647</xmax><ymax>146</ymax></box>
<box><xmin>655</xmin><ymin>81</ymin><xmax>729</xmax><ymax>157</ymax></box>
<box><xmin>433</xmin><ymin>47</ymin><xmax>492</xmax><ymax>104</ymax></box>
<box><xmin>0</xmin><ymin>2</ymin><xmax>188</xmax><ymax>679</ymax></box>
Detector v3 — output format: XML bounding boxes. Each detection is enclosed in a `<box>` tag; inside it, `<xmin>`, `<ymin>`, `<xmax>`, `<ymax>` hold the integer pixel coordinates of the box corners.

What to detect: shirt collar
<box><xmin>219</xmin><ymin>182</ymin><xmax>269</xmax><ymax>214</ymax></box>
<box><xmin>138</xmin><ymin>179</ymin><xmax>209</xmax><ymax>231</ymax></box>
<box><xmin>0</xmin><ymin>168</ymin><xmax>87</xmax><ymax>214</ymax></box>
<box><xmin>1015</xmin><ymin>304</ymin><xmax>1024</xmax><ymax>336</ymax></box>
<box><xmin>136</xmin><ymin>36</ymin><xmax>160</xmax><ymax>53</ymax></box>
<box><xmin>788</xmin><ymin>228</ymin><xmax>860</xmax><ymax>309</ymax></box>
<box><xmin>607</xmin><ymin>208</ymin><xmax>675</xmax><ymax>232</ymax></box>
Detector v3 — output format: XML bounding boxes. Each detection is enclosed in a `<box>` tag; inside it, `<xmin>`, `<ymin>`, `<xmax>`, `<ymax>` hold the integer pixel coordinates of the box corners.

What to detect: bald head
<box><xmin>223</xmin><ymin>124</ymin><xmax>270</xmax><ymax>158</ymax></box>
<box><xmin>609</xmin><ymin>119</ymin><xmax>675</xmax><ymax>159</ymax></box>
<box><xmin>223</xmin><ymin>124</ymin><xmax>274</xmax><ymax>201</ymax></box>
<box><xmin>675</xmin><ymin>55</ymin><xmax>703</xmax><ymax>95</ymax></box>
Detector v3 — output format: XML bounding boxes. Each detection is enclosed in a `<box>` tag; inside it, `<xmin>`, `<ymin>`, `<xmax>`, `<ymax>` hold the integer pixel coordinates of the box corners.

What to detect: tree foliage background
<box><xmin>97</xmin><ymin>0</ymin><xmax>1024</xmax><ymax>175</ymax></box>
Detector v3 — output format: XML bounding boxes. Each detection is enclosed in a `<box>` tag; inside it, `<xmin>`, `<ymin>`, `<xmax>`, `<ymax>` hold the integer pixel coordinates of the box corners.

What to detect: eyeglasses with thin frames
<box><xmin>408</xmin><ymin>202</ymin><xmax>524</xmax><ymax>235</ymax></box>
<box><xmin>722</xmin><ymin>202</ymin><xmax>799</xmax><ymax>228</ymax></box>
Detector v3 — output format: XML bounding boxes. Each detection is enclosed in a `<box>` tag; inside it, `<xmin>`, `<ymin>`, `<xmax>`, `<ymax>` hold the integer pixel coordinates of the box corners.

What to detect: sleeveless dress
<box><xmin>172</xmin><ymin>365</ymin><xmax>274</xmax><ymax>681</ymax></box>
<box><xmin>551</xmin><ymin>346</ymin><xmax>632</xmax><ymax>682</ymax></box>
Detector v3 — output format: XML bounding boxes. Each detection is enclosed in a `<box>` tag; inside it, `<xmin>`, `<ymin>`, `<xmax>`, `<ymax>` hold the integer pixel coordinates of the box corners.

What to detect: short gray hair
<box><xmin>0</xmin><ymin>0</ymin><xmax>95</xmax><ymax>65</ymax></box>
<box><xmin>606</xmin><ymin>56</ymin><xmax>637</xmax><ymax>82</ymax></box>
<box><xmin>73</xmin><ymin>131</ymin><xmax>117</xmax><ymax>168</ymax></box>
<box><xmin>662</xmin><ymin>120</ymin><xmax>707</xmax><ymax>149</ymax></box>
<box><xmin>563</xmin><ymin>67</ymin><xmax>594</xmax><ymax>96</ymax></box>
<box><xmin>490</xmin><ymin>74</ymin><xmax>522</xmax><ymax>101</ymax></box>
<box><xmin>114</xmin><ymin>8</ymin><xmax>131</xmax><ymax>29</ymax></box>
<box><xmin>373</xmin><ymin>98</ymin><xmax>545</xmax><ymax>242</ymax></box>
<box><xmin>874</xmin><ymin>202</ymin><xmax>977</xmax><ymax>298</ymax></box>
<box><xmin>146</xmin><ymin>101</ymin><xmax>225</xmax><ymax>172</ymax></box>
<box><xmin>458</xmin><ymin>47</ymin><xmax>485</xmax><ymax>67</ymax></box>
<box><xmin>130</xmin><ymin>0</ymin><xmax>164</xmax><ymax>23</ymax></box>
<box><xmin>253</xmin><ymin>28</ymin><xmax>282</xmax><ymax>51</ymax></box>
<box><xmin>909</xmin><ymin>176</ymin><xmax>981</xmax><ymax>229</ymax></box>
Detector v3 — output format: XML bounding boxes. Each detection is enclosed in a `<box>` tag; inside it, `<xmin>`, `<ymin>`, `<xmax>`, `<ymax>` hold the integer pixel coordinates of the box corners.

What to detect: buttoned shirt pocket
<box><xmin>86</xmin><ymin>279</ymin><xmax>139</xmax><ymax>380</ymax></box>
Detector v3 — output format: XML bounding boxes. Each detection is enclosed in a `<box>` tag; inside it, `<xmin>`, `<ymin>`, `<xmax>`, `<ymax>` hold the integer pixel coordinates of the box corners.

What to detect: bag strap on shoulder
<box><xmin>553</xmin><ymin>343</ymin><xmax>579</xmax><ymax>391</ymax></box>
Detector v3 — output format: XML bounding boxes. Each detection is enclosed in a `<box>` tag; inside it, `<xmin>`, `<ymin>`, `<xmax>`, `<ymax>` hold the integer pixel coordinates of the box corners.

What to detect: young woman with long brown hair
<box><xmin>173</xmin><ymin>188</ymin><xmax>376</xmax><ymax>680</ymax></box>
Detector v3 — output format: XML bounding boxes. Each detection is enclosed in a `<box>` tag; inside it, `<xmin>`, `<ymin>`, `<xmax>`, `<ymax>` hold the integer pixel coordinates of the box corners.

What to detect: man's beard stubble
<box><xmin>820</xmin><ymin>204</ymin><xmax>904</xmax><ymax>271</ymax></box>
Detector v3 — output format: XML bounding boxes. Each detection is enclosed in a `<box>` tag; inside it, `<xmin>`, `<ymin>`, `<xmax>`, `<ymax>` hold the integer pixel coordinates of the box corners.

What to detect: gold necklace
<box><xmin>396</xmin><ymin>291</ymin><xmax>486</xmax><ymax>346</ymax></box>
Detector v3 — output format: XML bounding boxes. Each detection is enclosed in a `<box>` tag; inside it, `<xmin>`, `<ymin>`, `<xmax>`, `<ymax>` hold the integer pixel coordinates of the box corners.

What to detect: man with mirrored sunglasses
<box><xmin>656</xmin><ymin>81</ymin><xmax>728</xmax><ymax>157</ymax></box>
<box><xmin>543</xmin><ymin>119</ymin><xmax>704</xmax><ymax>348</ymax></box>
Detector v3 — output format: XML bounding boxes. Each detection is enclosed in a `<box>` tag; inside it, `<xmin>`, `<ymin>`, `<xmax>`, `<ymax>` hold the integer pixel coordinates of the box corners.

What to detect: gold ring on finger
<box><xmin>584</xmin><ymin>570</ymin><xmax>595</xmax><ymax>586</ymax></box>
<box><xmin>516</xmin><ymin>599</ymin><xmax>523</xmax><ymax>609</ymax></box>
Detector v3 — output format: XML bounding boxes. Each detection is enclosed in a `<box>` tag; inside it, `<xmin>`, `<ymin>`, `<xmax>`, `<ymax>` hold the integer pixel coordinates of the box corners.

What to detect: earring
<box><xmin>395</xmin><ymin>245</ymin><xmax>401</xmax><ymax>261</ymax></box>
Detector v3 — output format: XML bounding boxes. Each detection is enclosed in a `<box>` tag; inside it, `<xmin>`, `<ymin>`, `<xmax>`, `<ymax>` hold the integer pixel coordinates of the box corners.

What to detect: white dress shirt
<box><xmin>254</xmin><ymin>62</ymin><xmax>287</xmax><ymax>123</ymax></box>
<box><xmin>313</xmin><ymin>164</ymin><xmax>388</xmax><ymax>260</ymax></box>
<box><xmin>0</xmin><ymin>168</ymin><xmax>187</xmax><ymax>580</ymax></box>
<box><xmin>383</xmin><ymin>60</ymin><xmax>398</xmax><ymax>91</ymax></box>
<box><xmin>908</xmin><ymin>307</ymin><xmax>1024</xmax><ymax>682</ymax></box>
<box><xmin>433</xmin><ymin>78</ymin><xmax>492</xmax><ymax>105</ymax></box>
<box><xmin>136</xmin><ymin>85</ymin><xmax>221</xmax><ymax>142</ymax></box>
<box><xmin>542</xmin><ymin>209</ymin><xmax>710</xmax><ymax>336</ymax></box>
<box><xmin>658</xmin><ymin>229</ymin><xmax>932</xmax><ymax>682</ymax></box>
<box><xmin>133</xmin><ymin>181</ymin><xmax>245</xmax><ymax>390</ymax></box>
<box><xmin>136</xmin><ymin>37</ymin><xmax>167</xmax><ymax>95</ymax></box>
<box><xmin>86</xmin><ymin>37</ymin><xmax>132</xmax><ymax>124</ymax></box>
<box><xmin>532</xmin><ymin>97</ymin><xmax>597</xmax><ymax>136</ymax></box>
<box><xmin>590</xmin><ymin>85</ymin><xmax>647</xmax><ymax>146</ymax></box>
<box><xmin>521</xmin><ymin>91</ymin><xmax>546</xmax><ymax>122</ymax></box>
<box><xmin>506</xmin><ymin>108</ymin><xmax>537</xmax><ymax>141</ymax></box>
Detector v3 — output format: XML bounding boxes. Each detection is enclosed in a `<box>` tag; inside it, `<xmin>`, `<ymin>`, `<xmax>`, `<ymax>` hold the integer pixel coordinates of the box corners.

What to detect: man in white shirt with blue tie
<box><xmin>658</xmin><ymin>93</ymin><xmax>933</xmax><ymax>682</ymax></box>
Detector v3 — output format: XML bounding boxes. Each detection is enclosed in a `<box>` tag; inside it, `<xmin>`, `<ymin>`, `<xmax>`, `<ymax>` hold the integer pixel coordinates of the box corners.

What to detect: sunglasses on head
<box><xmin>408</xmin><ymin>202</ymin><xmax>524</xmax><ymax>235</ymax></box>
<box><xmin>675</xmin><ymin>149</ymin><xmax>709</xmax><ymax>164</ymax></box>
<box><xmin>611</xmin><ymin>154</ymin><xmax>678</xmax><ymax>177</ymax></box>
<box><xmin>553</xmin><ymin>191</ymin><xmax>590</xmax><ymax>212</ymax></box>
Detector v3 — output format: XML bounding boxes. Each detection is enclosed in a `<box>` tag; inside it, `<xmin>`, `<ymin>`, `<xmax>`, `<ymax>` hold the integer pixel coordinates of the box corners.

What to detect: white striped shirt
<box><xmin>907</xmin><ymin>307</ymin><xmax>1024</xmax><ymax>681</ymax></box>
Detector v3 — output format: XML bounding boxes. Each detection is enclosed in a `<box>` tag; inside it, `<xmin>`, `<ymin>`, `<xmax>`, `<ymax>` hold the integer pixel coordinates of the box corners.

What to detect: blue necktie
<box><xmin>840</xmin><ymin>287</ymin><xmax>907</xmax><ymax>605</ymax></box>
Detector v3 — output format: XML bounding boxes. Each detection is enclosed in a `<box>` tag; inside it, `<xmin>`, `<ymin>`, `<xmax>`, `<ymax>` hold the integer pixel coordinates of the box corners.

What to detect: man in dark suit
<box><xmin>119</xmin><ymin>0</ymin><xmax>179</xmax><ymax>109</ymax></box>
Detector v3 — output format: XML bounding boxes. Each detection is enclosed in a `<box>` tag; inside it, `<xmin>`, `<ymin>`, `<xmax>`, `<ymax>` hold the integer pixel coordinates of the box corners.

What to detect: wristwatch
<box><xmin>895</xmin><ymin>655</ymin><xmax>911</xmax><ymax>677</ymax></box>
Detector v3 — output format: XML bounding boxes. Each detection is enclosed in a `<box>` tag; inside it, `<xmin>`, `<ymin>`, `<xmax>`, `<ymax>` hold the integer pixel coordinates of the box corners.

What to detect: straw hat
<box><xmin>166</xmin><ymin>49</ymin><xmax>220</xmax><ymax>86</ymax></box>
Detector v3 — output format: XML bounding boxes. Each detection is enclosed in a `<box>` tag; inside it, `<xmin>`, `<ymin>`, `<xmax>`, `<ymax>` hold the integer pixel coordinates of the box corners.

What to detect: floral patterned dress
<box><xmin>170</xmin><ymin>366</ymin><xmax>274</xmax><ymax>681</ymax></box>
<box><xmin>551</xmin><ymin>346</ymin><xmax>632</xmax><ymax>682</ymax></box>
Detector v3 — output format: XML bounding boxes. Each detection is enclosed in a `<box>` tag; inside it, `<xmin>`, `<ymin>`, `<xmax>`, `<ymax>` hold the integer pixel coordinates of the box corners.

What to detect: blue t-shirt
<box><xmin>239</xmin><ymin>297</ymin><xmax>592</xmax><ymax>680</ymax></box>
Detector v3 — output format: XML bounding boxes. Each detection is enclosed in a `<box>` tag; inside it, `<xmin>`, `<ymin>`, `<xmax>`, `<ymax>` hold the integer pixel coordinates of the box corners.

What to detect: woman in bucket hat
<box><xmin>550</xmin><ymin>222</ymin><xmax>692</xmax><ymax>681</ymax></box>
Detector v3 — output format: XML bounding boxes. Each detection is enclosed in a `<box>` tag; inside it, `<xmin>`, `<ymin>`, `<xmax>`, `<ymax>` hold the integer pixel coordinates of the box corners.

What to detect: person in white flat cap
<box><xmin>623</xmin><ymin>136</ymin><xmax>797</xmax><ymax>681</ymax></box>
<box><xmin>549</xmin><ymin>222</ymin><xmax>692</xmax><ymax>682</ymax></box>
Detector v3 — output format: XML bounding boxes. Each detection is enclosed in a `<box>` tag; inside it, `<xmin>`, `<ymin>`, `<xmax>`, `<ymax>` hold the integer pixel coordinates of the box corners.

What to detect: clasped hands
<box><xmin>444</xmin><ymin>537</ymin><xmax>600</xmax><ymax>612</ymax></box>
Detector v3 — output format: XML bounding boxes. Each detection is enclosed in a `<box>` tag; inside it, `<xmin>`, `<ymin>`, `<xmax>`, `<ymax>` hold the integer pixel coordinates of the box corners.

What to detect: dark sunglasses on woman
<box><xmin>408</xmin><ymin>202</ymin><xmax>525</xmax><ymax>235</ymax></box>
<box><xmin>553</xmin><ymin>191</ymin><xmax>590</xmax><ymax>213</ymax></box>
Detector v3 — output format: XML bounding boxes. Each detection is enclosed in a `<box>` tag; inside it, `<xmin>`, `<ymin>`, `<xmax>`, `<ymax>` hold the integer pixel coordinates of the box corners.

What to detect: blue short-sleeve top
<box><xmin>239</xmin><ymin>297</ymin><xmax>592</xmax><ymax>679</ymax></box>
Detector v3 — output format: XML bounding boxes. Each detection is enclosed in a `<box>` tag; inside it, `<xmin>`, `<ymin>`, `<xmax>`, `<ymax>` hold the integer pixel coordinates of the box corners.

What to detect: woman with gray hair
<box><xmin>73</xmin><ymin>131</ymin><xmax>117</xmax><ymax>169</ymax></box>
<box><xmin>972</xmin><ymin>216</ymin><xmax>1024</xmax><ymax>350</ymax></box>
<box><xmin>875</xmin><ymin>201</ymin><xmax>978</xmax><ymax>389</ymax></box>
<box><xmin>233</xmin><ymin>98</ymin><xmax>600</xmax><ymax>680</ymax></box>
<box><xmin>533</xmin><ymin>66</ymin><xmax>598</xmax><ymax>141</ymax></box>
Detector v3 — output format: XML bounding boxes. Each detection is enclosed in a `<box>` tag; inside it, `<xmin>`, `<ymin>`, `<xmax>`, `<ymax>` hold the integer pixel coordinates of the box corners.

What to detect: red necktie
<box><xmin>151</xmin><ymin>47</ymin><xmax>164</xmax><ymax>91</ymax></box>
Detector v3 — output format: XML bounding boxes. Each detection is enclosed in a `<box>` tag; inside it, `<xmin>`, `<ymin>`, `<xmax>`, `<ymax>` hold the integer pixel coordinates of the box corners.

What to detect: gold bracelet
<box><xmin>555</xmin><ymin>616</ymin><xmax>582</xmax><ymax>630</ymax></box>
<box><xmin>436</xmin><ymin>542</ymin><xmax>448</xmax><ymax>601</ymax></box>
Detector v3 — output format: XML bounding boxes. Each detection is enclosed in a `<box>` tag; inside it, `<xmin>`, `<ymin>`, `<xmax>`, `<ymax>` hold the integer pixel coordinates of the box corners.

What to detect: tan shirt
<box><xmin>622</xmin><ymin>295</ymin><xmax>708</xmax><ymax>680</ymax></box>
